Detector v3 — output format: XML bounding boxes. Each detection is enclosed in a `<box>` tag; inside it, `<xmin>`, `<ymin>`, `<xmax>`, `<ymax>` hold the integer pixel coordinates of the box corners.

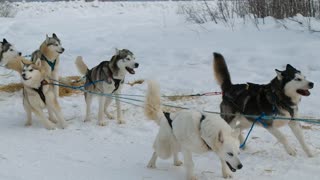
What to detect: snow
<box><xmin>0</xmin><ymin>1</ymin><xmax>320</xmax><ymax>180</ymax></box>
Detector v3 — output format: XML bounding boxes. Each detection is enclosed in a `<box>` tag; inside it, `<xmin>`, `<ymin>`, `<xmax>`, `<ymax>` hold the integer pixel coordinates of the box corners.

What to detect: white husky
<box><xmin>21</xmin><ymin>59</ymin><xmax>67</xmax><ymax>130</ymax></box>
<box><xmin>144</xmin><ymin>81</ymin><xmax>243</xmax><ymax>180</ymax></box>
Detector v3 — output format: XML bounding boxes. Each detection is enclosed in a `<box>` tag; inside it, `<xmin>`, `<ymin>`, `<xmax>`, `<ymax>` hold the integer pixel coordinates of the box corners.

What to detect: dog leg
<box><xmin>48</xmin><ymin>109</ymin><xmax>58</xmax><ymax>124</ymax></box>
<box><xmin>267</xmin><ymin>126</ymin><xmax>296</xmax><ymax>156</ymax></box>
<box><xmin>84</xmin><ymin>93</ymin><xmax>92</xmax><ymax>122</ymax></box>
<box><xmin>98</xmin><ymin>96</ymin><xmax>107</xmax><ymax>126</ymax></box>
<box><xmin>34</xmin><ymin>110</ymin><xmax>56</xmax><ymax>130</ymax></box>
<box><xmin>288</xmin><ymin>121</ymin><xmax>314</xmax><ymax>157</ymax></box>
<box><xmin>147</xmin><ymin>152</ymin><xmax>158</xmax><ymax>169</ymax></box>
<box><xmin>47</xmin><ymin>96</ymin><xmax>67</xmax><ymax>129</ymax></box>
<box><xmin>52</xmin><ymin>71</ymin><xmax>59</xmax><ymax>98</ymax></box>
<box><xmin>183</xmin><ymin>150</ymin><xmax>196</xmax><ymax>180</ymax></box>
<box><xmin>104</xmin><ymin>97</ymin><xmax>114</xmax><ymax>119</ymax></box>
<box><xmin>173</xmin><ymin>152</ymin><xmax>183</xmax><ymax>166</ymax></box>
<box><xmin>24</xmin><ymin>103</ymin><xmax>32</xmax><ymax>126</ymax></box>
<box><xmin>220</xmin><ymin>159</ymin><xmax>233</xmax><ymax>179</ymax></box>
<box><xmin>115</xmin><ymin>92</ymin><xmax>125</xmax><ymax>124</ymax></box>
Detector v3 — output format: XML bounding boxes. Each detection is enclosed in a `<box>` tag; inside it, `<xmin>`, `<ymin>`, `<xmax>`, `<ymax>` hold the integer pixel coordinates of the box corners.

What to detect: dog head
<box><xmin>110</xmin><ymin>48</ymin><xmax>139</xmax><ymax>76</ymax></box>
<box><xmin>275</xmin><ymin>64</ymin><xmax>314</xmax><ymax>102</ymax></box>
<box><xmin>21</xmin><ymin>59</ymin><xmax>44</xmax><ymax>88</ymax></box>
<box><xmin>0</xmin><ymin>39</ymin><xmax>22</xmax><ymax>65</ymax></box>
<box><xmin>42</xmin><ymin>33</ymin><xmax>64</xmax><ymax>55</ymax></box>
<box><xmin>215</xmin><ymin>129</ymin><xmax>243</xmax><ymax>172</ymax></box>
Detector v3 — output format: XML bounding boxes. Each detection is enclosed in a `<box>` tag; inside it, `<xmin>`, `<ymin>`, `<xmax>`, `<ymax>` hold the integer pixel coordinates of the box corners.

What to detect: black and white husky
<box><xmin>213</xmin><ymin>53</ymin><xmax>315</xmax><ymax>157</ymax></box>
<box><xmin>75</xmin><ymin>49</ymin><xmax>139</xmax><ymax>126</ymax></box>
<box><xmin>0</xmin><ymin>38</ymin><xmax>21</xmax><ymax>66</ymax></box>
<box><xmin>145</xmin><ymin>80</ymin><xmax>243</xmax><ymax>180</ymax></box>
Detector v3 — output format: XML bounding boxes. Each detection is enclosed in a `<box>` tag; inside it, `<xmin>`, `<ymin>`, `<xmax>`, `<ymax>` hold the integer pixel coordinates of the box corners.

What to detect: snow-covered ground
<box><xmin>0</xmin><ymin>1</ymin><xmax>320</xmax><ymax>180</ymax></box>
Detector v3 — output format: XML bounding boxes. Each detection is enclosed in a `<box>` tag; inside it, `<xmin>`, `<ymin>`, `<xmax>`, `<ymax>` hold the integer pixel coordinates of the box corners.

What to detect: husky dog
<box><xmin>213</xmin><ymin>53</ymin><xmax>314</xmax><ymax>157</ymax></box>
<box><xmin>21</xmin><ymin>59</ymin><xmax>67</xmax><ymax>130</ymax></box>
<box><xmin>0</xmin><ymin>39</ymin><xmax>22</xmax><ymax>68</ymax></box>
<box><xmin>31</xmin><ymin>33</ymin><xmax>65</xmax><ymax>97</ymax></box>
<box><xmin>144</xmin><ymin>80</ymin><xmax>243</xmax><ymax>180</ymax></box>
<box><xmin>75</xmin><ymin>49</ymin><xmax>139</xmax><ymax>126</ymax></box>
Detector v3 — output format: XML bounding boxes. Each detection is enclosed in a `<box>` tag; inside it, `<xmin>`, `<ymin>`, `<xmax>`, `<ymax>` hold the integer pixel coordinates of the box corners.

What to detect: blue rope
<box><xmin>240</xmin><ymin>113</ymin><xmax>266</xmax><ymax>149</ymax></box>
<box><xmin>47</xmin><ymin>80</ymin><xmax>320</xmax><ymax>125</ymax></box>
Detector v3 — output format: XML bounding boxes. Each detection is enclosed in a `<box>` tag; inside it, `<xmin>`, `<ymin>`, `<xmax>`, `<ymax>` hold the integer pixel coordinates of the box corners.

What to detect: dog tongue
<box><xmin>297</xmin><ymin>89</ymin><xmax>310</xmax><ymax>96</ymax></box>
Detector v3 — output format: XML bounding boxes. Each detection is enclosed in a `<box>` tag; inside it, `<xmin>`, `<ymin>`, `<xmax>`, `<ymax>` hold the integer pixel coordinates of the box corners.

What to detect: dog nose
<box><xmin>22</xmin><ymin>74</ymin><xmax>26</xmax><ymax>78</ymax></box>
<box><xmin>237</xmin><ymin>164</ymin><xmax>243</xmax><ymax>169</ymax></box>
<box><xmin>18</xmin><ymin>52</ymin><xmax>22</xmax><ymax>56</ymax></box>
<box><xmin>61</xmin><ymin>48</ymin><xmax>65</xmax><ymax>52</ymax></box>
<box><xmin>135</xmin><ymin>63</ymin><xmax>139</xmax><ymax>68</ymax></box>
<box><xmin>309</xmin><ymin>82</ymin><xmax>314</xmax><ymax>89</ymax></box>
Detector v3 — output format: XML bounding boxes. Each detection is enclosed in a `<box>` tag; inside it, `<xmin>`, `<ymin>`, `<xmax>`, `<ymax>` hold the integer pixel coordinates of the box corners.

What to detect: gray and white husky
<box><xmin>145</xmin><ymin>80</ymin><xmax>243</xmax><ymax>180</ymax></box>
<box><xmin>75</xmin><ymin>49</ymin><xmax>139</xmax><ymax>126</ymax></box>
<box><xmin>0</xmin><ymin>38</ymin><xmax>21</xmax><ymax>66</ymax></box>
<box><xmin>21</xmin><ymin>59</ymin><xmax>67</xmax><ymax>130</ymax></box>
<box><xmin>31</xmin><ymin>33</ymin><xmax>65</xmax><ymax>97</ymax></box>
<box><xmin>213</xmin><ymin>52</ymin><xmax>315</xmax><ymax>157</ymax></box>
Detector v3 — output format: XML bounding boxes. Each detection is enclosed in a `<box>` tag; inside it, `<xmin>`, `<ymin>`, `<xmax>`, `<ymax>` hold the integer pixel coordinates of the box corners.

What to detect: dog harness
<box><xmin>85</xmin><ymin>63</ymin><xmax>124</xmax><ymax>93</ymax></box>
<box><xmin>163</xmin><ymin>112</ymin><xmax>211</xmax><ymax>150</ymax></box>
<box><xmin>41</xmin><ymin>54</ymin><xmax>56</xmax><ymax>71</ymax></box>
<box><xmin>32</xmin><ymin>80</ymin><xmax>48</xmax><ymax>104</ymax></box>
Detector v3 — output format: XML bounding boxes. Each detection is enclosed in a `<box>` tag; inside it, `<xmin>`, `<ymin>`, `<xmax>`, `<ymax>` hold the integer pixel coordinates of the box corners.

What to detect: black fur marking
<box><xmin>199</xmin><ymin>114</ymin><xmax>211</xmax><ymax>150</ymax></box>
<box><xmin>163</xmin><ymin>112</ymin><xmax>173</xmax><ymax>128</ymax></box>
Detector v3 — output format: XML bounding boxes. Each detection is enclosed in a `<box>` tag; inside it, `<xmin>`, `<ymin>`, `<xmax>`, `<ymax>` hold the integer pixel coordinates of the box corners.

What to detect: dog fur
<box><xmin>213</xmin><ymin>52</ymin><xmax>315</xmax><ymax>157</ymax></box>
<box><xmin>75</xmin><ymin>49</ymin><xmax>139</xmax><ymax>126</ymax></box>
<box><xmin>144</xmin><ymin>80</ymin><xmax>243</xmax><ymax>180</ymax></box>
<box><xmin>21</xmin><ymin>59</ymin><xmax>67</xmax><ymax>130</ymax></box>
<box><xmin>31</xmin><ymin>34</ymin><xmax>65</xmax><ymax>97</ymax></box>
<box><xmin>0</xmin><ymin>38</ymin><xmax>22</xmax><ymax>72</ymax></box>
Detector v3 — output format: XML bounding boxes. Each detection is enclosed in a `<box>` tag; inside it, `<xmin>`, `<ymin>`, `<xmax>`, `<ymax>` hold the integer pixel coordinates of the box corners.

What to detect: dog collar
<box><xmin>41</xmin><ymin>54</ymin><xmax>56</xmax><ymax>71</ymax></box>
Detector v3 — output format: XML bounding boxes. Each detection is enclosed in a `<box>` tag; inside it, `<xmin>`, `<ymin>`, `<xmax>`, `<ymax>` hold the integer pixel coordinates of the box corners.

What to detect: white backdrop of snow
<box><xmin>0</xmin><ymin>1</ymin><xmax>319</xmax><ymax>180</ymax></box>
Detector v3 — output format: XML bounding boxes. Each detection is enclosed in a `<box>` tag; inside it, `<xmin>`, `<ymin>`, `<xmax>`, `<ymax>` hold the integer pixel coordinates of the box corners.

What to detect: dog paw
<box><xmin>98</xmin><ymin>120</ymin><xmax>108</xmax><ymax>126</ymax></box>
<box><xmin>84</xmin><ymin>118</ymin><xmax>91</xmax><ymax>122</ymax></box>
<box><xmin>222</xmin><ymin>171</ymin><xmax>233</xmax><ymax>179</ymax></box>
<box><xmin>105</xmin><ymin>112</ymin><xmax>114</xmax><ymax>119</ymax></box>
<box><xmin>117</xmin><ymin>119</ymin><xmax>126</xmax><ymax>124</ymax></box>
<box><xmin>59</xmin><ymin>122</ymin><xmax>68</xmax><ymax>129</ymax></box>
<box><xmin>49</xmin><ymin>118</ymin><xmax>58</xmax><ymax>124</ymax></box>
<box><xmin>25</xmin><ymin>121</ymin><xmax>32</xmax><ymax>126</ymax></box>
<box><xmin>174</xmin><ymin>160</ymin><xmax>183</xmax><ymax>166</ymax></box>
<box><xmin>44</xmin><ymin>123</ymin><xmax>56</xmax><ymax>130</ymax></box>
<box><xmin>286</xmin><ymin>146</ymin><xmax>297</xmax><ymax>156</ymax></box>
<box><xmin>306</xmin><ymin>150</ymin><xmax>316</xmax><ymax>158</ymax></box>
<box><xmin>147</xmin><ymin>163</ymin><xmax>156</xmax><ymax>169</ymax></box>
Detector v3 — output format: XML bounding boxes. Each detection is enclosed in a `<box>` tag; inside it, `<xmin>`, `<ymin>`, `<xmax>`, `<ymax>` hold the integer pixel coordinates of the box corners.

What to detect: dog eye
<box><xmin>227</xmin><ymin>152</ymin><xmax>234</xmax><ymax>157</ymax></box>
<box><xmin>29</xmin><ymin>69</ymin><xmax>33</xmax><ymax>72</ymax></box>
<box><xmin>126</xmin><ymin>58</ymin><xmax>130</xmax><ymax>61</ymax></box>
<box><xmin>295</xmin><ymin>78</ymin><xmax>302</xmax><ymax>81</ymax></box>
<box><xmin>10</xmin><ymin>49</ymin><xmax>13</xmax><ymax>51</ymax></box>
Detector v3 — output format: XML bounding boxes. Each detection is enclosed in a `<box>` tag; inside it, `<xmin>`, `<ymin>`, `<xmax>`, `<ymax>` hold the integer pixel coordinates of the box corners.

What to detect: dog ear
<box><xmin>52</xmin><ymin>33</ymin><xmax>57</xmax><ymax>39</ymax></box>
<box><xmin>275</xmin><ymin>69</ymin><xmax>283</xmax><ymax>80</ymax></box>
<box><xmin>218</xmin><ymin>130</ymin><xmax>224</xmax><ymax>144</ymax></box>
<box><xmin>232</xmin><ymin>128</ymin><xmax>241</xmax><ymax>138</ymax></box>
<box><xmin>114</xmin><ymin>48</ymin><xmax>120</xmax><ymax>55</ymax></box>
<box><xmin>286</xmin><ymin>64</ymin><xmax>295</xmax><ymax>70</ymax></box>
<box><xmin>2</xmin><ymin>38</ymin><xmax>8</xmax><ymax>44</ymax></box>
<box><xmin>35</xmin><ymin>58</ymin><xmax>42</xmax><ymax>67</ymax></box>
<box><xmin>45</xmin><ymin>34</ymin><xmax>49</xmax><ymax>44</ymax></box>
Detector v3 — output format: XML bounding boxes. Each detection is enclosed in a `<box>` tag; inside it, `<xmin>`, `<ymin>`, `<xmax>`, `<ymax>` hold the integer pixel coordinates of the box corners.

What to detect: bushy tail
<box><xmin>213</xmin><ymin>52</ymin><xmax>232</xmax><ymax>91</ymax></box>
<box><xmin>144</xmin><ymin>80</ymin><xmax>162</xmax><ymax>125</ymax></box>
<box><xmin>75</xmin><ymin>56</ymin><xmax>88</xmax><ymax>75</ymax></box>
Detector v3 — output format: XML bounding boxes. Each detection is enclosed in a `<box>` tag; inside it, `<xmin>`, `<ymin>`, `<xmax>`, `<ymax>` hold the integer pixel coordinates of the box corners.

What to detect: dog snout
<box><xmin>237</xmin><ymin>164</ymin><xmax>243</xmax><ymax>169</ymax></box>
<box><xmin>18</xmin><ymin>52</ymin><xmax>22</xmax><ymax>56</ymax></box>
<box><xmin>134</xmin><ymin>63</ymin><xmax>139</xmax><ymax>68</ymax></box>
<box><xmin>309</xmin><ymin>82</ymin><xmax>314</xmax><ymax>89</ymax></box>
<box><xmin>22</xmin><ymin>73</ymin><xmax>26</xmax><ymax>78</ymax></box>
<box><xmin>61</xmin><ymin>48</ymin><xmax>65</xmax><ymax>52</ymax></box>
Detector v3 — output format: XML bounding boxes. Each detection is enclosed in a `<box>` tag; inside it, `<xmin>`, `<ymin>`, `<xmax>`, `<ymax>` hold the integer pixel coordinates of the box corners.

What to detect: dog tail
<box><xmin>144</xmin><ymin>80</ymin><xmax>161</xmax><ymax>125</ymax></box>
<box><xmin>213</xmin><ymin>52</ymin><xmax>232</xmax><ymax>91</ymax></box>
<box><xmin>75</xmin><ymin>56</ymin><xmax>88</xmax><ymax>75</ymax></box>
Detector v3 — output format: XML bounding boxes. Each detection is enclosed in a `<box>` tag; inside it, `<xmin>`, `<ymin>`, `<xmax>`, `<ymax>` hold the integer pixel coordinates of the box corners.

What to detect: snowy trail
<box><xmin>0</xmin><ymin>1</ymin><xmax>320</xmax><ymax>180</ymax></box>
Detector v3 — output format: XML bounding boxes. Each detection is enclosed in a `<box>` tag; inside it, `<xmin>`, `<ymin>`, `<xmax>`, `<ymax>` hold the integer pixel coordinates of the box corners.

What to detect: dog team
<box><xmin>0</xmin><ymin>34</ymin><xmax>315</xmax><ymax>180</ymax></box>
